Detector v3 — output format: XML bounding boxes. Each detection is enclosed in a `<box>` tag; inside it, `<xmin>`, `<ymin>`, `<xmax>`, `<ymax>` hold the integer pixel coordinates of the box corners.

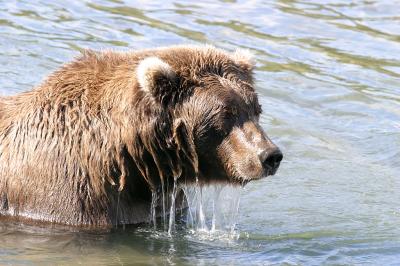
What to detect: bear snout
<box><xmin>259</xmin><ymin>148</ymin><xmax>283</xmax><ymax>176</ymax></box>
<box><xmin>218</xmin><ymin>121</ymin><xmax>282</xmax><ymax>182</ymax></box>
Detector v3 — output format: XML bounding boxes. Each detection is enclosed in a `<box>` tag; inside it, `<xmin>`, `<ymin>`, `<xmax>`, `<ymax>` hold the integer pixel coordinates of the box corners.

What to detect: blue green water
<box><xmin>0</xmin><ymin>0</ymin><xmax>399</xmax><ymax>265</ymax></box>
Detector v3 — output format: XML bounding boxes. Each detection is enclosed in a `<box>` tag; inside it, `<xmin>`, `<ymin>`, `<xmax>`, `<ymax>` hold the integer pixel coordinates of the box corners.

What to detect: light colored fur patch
<box><xmin>232</xmin><ymin>48</ymin><xmax>256</xmax><ymax>67</ymax></box>
<box><xmin>136</xmin><ymin>57</ymin><xmax>175</xmax><ymax>93</ymax></box>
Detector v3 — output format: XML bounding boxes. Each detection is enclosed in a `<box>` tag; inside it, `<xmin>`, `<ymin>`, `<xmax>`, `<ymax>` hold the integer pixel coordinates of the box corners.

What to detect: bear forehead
<box><xmin>188</xmin><ymin>75</ymin><xmax>261</xmax><ymax>119</ymax></box>
<box><xmin>144</xmin><ymin>45</ymin><xmax>254</xmax><ymax>80</ymax></box>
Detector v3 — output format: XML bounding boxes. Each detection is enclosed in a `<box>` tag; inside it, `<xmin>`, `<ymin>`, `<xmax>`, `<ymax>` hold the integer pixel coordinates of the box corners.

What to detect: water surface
<box><xmin>0</xmin><ymin>0</ymin><xmax>399</xmax><ymax>265</ymax></box>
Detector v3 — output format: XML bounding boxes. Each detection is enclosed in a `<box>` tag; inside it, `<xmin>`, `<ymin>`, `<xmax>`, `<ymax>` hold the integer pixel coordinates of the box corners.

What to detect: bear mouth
<box><xmin>264</xmin><ymin>163</ymin><xmax>280</xmax><ymax>176</ymax></box>
<box><xmin>239</xmin><ymin>162</ymin><xmax>281</xmax><ymax>184</ymax></box>
<box><xmin>262</xmin><ymin>160</ymin><xmax>281</xmax><ymax>178</ymax></box>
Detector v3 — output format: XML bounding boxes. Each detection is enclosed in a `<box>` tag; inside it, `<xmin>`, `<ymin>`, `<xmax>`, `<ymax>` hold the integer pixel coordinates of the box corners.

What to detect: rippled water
<box><xmin>1</xmin><ymin>0</ymin><xmax>399</xmax><ymax>265</ymax></box>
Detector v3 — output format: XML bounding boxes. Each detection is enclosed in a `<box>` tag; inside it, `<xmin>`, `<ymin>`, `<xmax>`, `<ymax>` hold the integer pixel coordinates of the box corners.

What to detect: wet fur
<box><xmin>0</xmin><ymin>45</ymin><xmax>255</xmax><ymax>226</ymax></box>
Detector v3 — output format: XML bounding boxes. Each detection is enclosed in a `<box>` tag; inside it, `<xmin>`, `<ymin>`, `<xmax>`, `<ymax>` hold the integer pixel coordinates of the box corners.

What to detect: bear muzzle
<box><xmin>218</xmin><ymin>121</ymin><xmax>283</xmax><ymax>182</ymax></box>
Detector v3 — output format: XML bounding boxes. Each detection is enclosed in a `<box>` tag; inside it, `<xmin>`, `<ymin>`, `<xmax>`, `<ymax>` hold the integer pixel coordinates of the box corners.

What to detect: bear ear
<box><xmin>232</xmin><ymin>48</ymin><xmax>256</xmax><ymax>71</ymax></box>
<box><xmin>137</xmin><ymin>57</ymin><xmax>177</xmax><ymax>102</ymax></box>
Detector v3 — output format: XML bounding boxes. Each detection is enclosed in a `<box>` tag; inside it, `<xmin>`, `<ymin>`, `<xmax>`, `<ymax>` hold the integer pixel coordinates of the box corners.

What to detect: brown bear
<box><xmin>0</xmin><ymin>45</ymin><xmax>282</xmax><ymax>227</ymax></box>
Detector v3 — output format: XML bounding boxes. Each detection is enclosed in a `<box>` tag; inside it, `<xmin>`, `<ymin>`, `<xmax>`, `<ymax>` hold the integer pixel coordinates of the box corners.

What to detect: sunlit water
<box><xmin>1</xmin><ymin>0</ymin><xmax>399</xmax><ymax>265</ymax></box>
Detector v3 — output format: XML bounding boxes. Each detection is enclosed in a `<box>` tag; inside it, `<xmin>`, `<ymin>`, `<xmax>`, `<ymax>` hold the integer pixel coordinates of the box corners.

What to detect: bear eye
<box><xmin>229</xmin><ymin>106</ymin><xmax>238</xmax><ymax>116</ymax></box>
<box><xmin>222</xmin><ymin>106</ymin><xmax>239</xmax><ymax>121</ymax></box>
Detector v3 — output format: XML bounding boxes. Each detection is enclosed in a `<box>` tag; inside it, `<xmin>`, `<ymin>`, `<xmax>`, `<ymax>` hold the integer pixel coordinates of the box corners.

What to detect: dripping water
<box><xmin>150</xmin><ymin>177</ymin><xmax>243</xmax><ymax>240</ymax></box>
<box><xmin>196</xmin><ymin>181</ymin><xmax>207</xmax><ymax>231</ymax></box>
<box><xmin>161</xmin><ymin>181</ymin><xmax>166</xmax><ymax>231</ymax></box>
<box><xmin>167</xmin><ymin>178</ymin><xmax>178</xmax><ymax>235</ymax></box>
<box><xmin>181</xmin><ymin>183</ymin><xmax>242</xmax><ymax>240</ymax></box>
<box><xmin>211</xmin><ymin>186</ymin><xmax>223</xmax><ymax>232</ymax></box>
<box><xmin>150</xmin><ymin>190</ymin><xmax>157</xmax><ymax>229</ymax></box>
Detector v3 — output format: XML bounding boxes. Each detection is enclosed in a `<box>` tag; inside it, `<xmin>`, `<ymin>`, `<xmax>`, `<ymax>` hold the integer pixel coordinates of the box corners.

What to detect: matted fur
<box><xmin>0</xmin><ymin>45</ymin><xmax>272</xmax><ymax>227</ymax></box>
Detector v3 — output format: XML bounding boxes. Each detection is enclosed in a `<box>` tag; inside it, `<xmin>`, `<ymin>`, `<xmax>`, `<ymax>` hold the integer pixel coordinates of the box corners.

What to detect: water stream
<box><xmin>150</xmin><ymin>190</ymin><xmax>157</xmax><ymax>229</ymax></box>
<box><xmin>149</xmin><ymin>178</ymin><xmax>243</xmax><ymax>240</ymax></box>
<box><xmin>167</xmin><ymin>179</ymin><xmax>178</xmax><ymax>235</ymax></box>
<box><xmin>182</xmin><ymin>184</ymin><xmax>242</xmax><ymax>240</ymax></box>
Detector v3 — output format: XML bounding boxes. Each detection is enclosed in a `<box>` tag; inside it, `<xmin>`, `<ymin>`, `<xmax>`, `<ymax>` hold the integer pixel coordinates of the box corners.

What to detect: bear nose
<box><xmin>259</xmin><ymin>148</ymin><xmax>283</xmax><ymax>174</ymax></box>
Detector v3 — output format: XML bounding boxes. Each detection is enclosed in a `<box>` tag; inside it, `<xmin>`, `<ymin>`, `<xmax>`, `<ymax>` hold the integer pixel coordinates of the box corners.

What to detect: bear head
<box><xmin>134</xmin><ymin>45</ymin><xmax>282</xmax><ymax>188</ymax></box>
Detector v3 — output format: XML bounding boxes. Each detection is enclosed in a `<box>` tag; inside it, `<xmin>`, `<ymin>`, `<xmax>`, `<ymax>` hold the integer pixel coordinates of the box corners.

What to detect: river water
<box><xmin>0</xmin><ymin>0</ymin><xmax>399</xmax><ymax>265</ymax></box>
